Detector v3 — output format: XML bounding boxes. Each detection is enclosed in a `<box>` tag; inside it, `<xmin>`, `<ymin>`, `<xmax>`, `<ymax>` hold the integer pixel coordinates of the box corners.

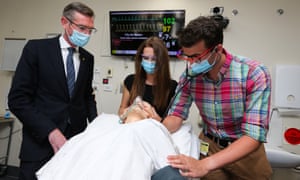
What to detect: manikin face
<box><xmin>121</xmin><ymin>100</ymin><xmax>154</xmax><ymax>123</ymax></box>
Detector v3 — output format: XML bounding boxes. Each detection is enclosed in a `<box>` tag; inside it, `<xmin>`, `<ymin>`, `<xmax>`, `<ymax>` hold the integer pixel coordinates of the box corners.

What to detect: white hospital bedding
<box><xmin>36</xmin><ymin>113</ymin><xmax>199</xmax><ymax>180</ymax></box>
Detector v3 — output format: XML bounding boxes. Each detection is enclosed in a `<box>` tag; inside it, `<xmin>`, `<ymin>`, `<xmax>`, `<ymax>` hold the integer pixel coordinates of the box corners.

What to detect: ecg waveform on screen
<box><xmin>111</xmin><ymin>16</ymin><xmax>164</xmax><ymax>22</ymax></box>
<box><xmin>112</xmin><ymin>23</ymin><xmax>163</xmax><ymax>32</ymax></box>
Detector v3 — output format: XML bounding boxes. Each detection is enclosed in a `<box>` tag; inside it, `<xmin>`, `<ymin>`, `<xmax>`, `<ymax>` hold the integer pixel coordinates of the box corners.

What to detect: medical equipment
<box><xmin>265</xmin><ymin>65</ymin><xmax>300</xmax><ymax>168</ymax></box>
<box><xmin>161</xmin><ymin>63</ymin><xmax>208</xmax><ymax>119</ymax></box>
<box><xmin>273</xmin><ymin>65</ymin><xmax>300</xmax><ymax>109</ymax></box>
<box><xmin>162</xmin><ymin>75</ymin><xmax>192</xmax><ymax>120</ymax></box>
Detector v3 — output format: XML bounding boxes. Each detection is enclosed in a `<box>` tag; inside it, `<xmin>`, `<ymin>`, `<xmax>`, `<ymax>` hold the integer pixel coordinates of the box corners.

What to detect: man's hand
<box><xmin>48</xmin><ymin>128</ymin><xmax>67</xmax><ymax>153</ymax></box>
<box><xmin>167</xmin><ymin>154</ymin><xmax>210</xmax><ymax>178</ymax></box>
<box><xmin>167</xmin><ymin>136</ymin><xmax>261</xmax><ymax>178</ymax></box>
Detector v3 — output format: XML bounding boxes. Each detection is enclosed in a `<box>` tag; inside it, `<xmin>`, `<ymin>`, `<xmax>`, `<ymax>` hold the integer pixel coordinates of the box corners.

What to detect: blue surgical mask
<box><xmin>141</xmin><ymin>59</ymin><xmax>156</xmax><ymax>74</ymax></box>
<box><xmin>187</xmin><ymin>56</ymin><xmax>216</xmax><ymax>76</ymax></box>
<box><xmin>69</xmin><ymin>29</ymin><xmax>90</xmax><ymax>47</ymax></box>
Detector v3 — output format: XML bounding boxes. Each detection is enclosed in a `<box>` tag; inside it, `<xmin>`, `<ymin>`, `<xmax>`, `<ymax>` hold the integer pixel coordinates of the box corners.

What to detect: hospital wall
<box><xmin>0</xmin><ymin>0</ymin><xmax>299</xmax><ymax>167</ymax></box>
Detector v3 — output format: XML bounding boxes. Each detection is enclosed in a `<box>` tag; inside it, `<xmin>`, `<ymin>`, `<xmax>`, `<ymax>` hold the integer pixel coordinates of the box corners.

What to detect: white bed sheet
<box><xmin>36</xmin><ymin>113</ymin><xmax>199</xmax><ymax>180</ymax></box>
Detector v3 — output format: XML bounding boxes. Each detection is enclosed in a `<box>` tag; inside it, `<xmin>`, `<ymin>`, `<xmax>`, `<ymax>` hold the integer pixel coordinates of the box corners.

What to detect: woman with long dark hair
<box><xmin>118</xmin><ymin>36</ymin><xmax>177</xmax><ymax>120</ymax></box>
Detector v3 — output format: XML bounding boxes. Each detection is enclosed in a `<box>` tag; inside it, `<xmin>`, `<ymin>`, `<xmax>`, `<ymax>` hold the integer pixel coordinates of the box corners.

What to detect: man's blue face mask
<box><xmin>187</xmin><ymin>53</ymin><xmax>216</xmax><ymax>76</ymax></box>
<box><xmin>69</xmin><ymin>29</ymin><xmax>90</xmax><ymax>47</ymax></box>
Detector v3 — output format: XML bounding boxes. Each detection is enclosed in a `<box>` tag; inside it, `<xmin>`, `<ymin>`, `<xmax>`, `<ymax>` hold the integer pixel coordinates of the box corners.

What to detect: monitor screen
<box><xmin>109</xmin><ymin>10</ymin><xmax>185</xmax><ymax>57</ymax></box>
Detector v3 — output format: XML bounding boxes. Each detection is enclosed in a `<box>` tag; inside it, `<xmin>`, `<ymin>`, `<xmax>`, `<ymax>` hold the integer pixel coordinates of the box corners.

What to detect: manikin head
<box><xmin>120</xmin><ymin>97</ymin><xmax>157</xmax><ymax>123</ymax></box>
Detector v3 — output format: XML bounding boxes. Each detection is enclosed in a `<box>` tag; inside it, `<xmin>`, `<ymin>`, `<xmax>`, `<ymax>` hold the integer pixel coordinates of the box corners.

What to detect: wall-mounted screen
<box><xmin>109</xmin><ymin>10</ymin><xmax>185</xmax><ymax>57</ymax></box>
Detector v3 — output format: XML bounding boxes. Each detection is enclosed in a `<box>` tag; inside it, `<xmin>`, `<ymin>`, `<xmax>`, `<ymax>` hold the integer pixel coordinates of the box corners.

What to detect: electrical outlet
<box><xmin>92</xmin><ymin>81</ymin><xmax>100</xmax><ymax>93</ymax></box>
<box><xmin>94</xmin><ymin>67</ymin><xmax>100</xmax><ymax>73</ymax></box>
<box><xmin>107</xmin><ymin>67</ymin><xmax>113</xmax><ymax>78</ymax></box>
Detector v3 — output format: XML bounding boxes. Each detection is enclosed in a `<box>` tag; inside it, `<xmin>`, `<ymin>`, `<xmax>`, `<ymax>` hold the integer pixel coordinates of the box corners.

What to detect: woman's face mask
<box><xmin>141</xmin><ymin>59</ymin><xmax>156</xmax><ymax>74</ymax></box>
<box><xmin>69</xmin><ymin>29</ymin><xmax>90</xmax><ymax>47</ymax></box>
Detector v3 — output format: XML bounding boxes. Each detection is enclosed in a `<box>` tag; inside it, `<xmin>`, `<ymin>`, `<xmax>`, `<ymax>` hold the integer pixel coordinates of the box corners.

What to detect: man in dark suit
<box><xmin>8</xmin><ymin>2</ymin><xmax>98</xmax><ymax>180</ymax></box>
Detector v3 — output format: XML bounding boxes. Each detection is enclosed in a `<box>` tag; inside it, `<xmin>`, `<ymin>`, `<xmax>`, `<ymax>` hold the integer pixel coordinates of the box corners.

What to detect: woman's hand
<box><xmin>140</xmin><ymin>101</ymin><xmax>162</xmax><ymax>122</ymax></box>
<box><xmin>121</xmin><ymin>100</ymin><xmax>162</xmax><ymax>123</ymax></box>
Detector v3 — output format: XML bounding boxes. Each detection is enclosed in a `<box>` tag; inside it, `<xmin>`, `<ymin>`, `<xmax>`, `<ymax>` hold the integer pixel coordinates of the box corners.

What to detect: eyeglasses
<box><xmin>141</xmin><ymin>55</ymin><xmax>157</xmax><ymax>62</ymax></box>
<box><xmin>177</xmin><ymin>47</ymin><xmax>213</xmax><ymax>63</ymax></box>
<box><xmin>66</xmin><ymin>17</ymin><xmax>97</xmax><ymax>34</ymax></box>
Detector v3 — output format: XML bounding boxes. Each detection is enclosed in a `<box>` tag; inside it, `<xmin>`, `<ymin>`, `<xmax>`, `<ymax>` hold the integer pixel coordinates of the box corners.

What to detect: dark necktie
<box><xmin>67</xmin><ymin>47</ymin><xmax>75</xmax><ymax>97</ymax></box>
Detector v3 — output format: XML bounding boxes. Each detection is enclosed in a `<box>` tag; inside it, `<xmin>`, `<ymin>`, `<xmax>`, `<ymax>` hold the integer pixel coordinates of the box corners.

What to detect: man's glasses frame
<box><xmin>65</xmin><ymin>17</ymin><xmax>97</xmax><ymax>34</ymax></box>
<box><xmin>176</xmin><ymin>47</ymin><xmax>214</xmax><ymax>63</ymax></box>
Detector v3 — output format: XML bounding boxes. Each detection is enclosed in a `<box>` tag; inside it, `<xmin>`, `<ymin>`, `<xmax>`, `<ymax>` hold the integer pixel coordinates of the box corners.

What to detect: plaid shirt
<box><xmin>169</xmin><ymin>50</ymin><xmax>271</xmax><ymax>142</ymax></box>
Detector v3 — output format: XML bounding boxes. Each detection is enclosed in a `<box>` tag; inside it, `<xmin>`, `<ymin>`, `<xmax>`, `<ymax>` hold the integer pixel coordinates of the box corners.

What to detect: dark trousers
<box><xmin>19</xmin><ymin>125</ymin><xmax>71</xmax><ymax>180</ymax></box>
<box><xmin>151</xmin><ymin>166</ymin><xmax>187</xmax><ymax>180</ymax></box>
<box><xmin>19</xmin><ymin>157</ymin><xmax>50</xmax><ymax>180</ymax></box>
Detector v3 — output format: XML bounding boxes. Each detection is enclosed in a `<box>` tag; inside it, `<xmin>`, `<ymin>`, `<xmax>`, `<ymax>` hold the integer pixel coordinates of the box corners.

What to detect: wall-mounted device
<box><xmin>1</xmin><ymin>38</ymin><xmax>27</xmax><ymax>71</ymax></box>
<box><xmin>274</xmin><ymin>65</ymin><xmax>300</xmax><ymax>109</ymax></box>
<box><xmin>210</xmin><ymin>6</ymin><xmax>229</xmax><ymax>29</ymax></box>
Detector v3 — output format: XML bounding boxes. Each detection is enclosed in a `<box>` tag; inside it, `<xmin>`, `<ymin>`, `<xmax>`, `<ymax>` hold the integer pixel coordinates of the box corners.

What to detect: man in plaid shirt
<box><xmin>152</xmin><ymin>16</ymin><xmax>272</xmax><ymax>180</ymax></box>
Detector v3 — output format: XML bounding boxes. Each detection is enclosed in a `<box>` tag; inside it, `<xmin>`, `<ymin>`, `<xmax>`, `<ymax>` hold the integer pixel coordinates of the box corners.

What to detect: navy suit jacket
<box><xmin>8</xmin><ymin>36</ymin><xmax>97</xmax><ymax>161</ymax></box>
